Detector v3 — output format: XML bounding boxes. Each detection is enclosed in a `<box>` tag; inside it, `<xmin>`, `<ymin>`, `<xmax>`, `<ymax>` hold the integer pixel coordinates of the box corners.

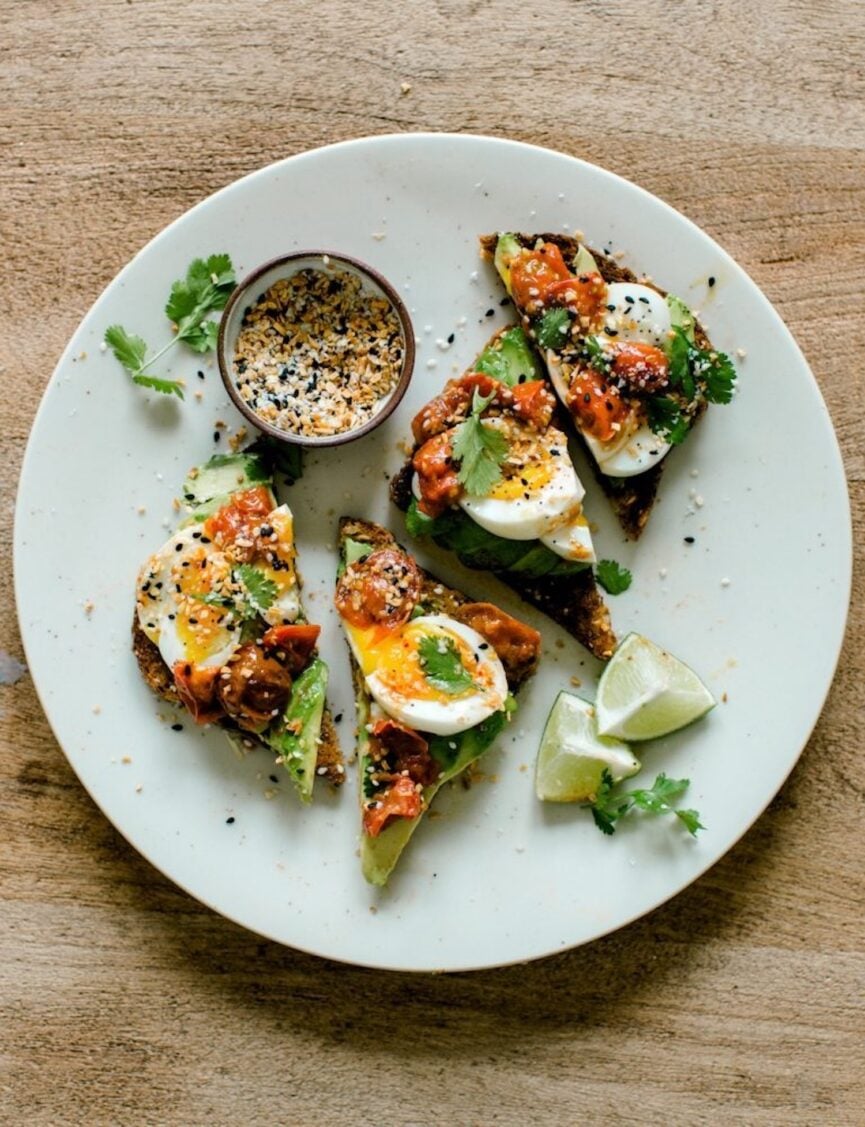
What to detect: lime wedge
<box><xmin>535</xmin><ymin>691</ymin><xmax>640</xmax><ymax>802</ymax></box>
<box><xmin>595</xmin><ymin>633</ymin><xmax>715</xmax><ymax>741</ymax></box>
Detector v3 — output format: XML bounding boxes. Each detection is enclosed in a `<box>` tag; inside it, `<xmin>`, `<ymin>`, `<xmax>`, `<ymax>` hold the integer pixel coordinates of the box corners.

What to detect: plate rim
<box><xmin>13</xmin><ymin>132</ymin><xmax>853</xmax><ymax>972</ymax></box>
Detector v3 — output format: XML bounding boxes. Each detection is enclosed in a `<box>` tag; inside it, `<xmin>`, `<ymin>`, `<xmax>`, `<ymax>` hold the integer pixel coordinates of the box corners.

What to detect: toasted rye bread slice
<box><xmin>479</xmin><ymin>233</ymin><xmax>710</xmax><ymax>539</ymax></box>
<box><xmin>338</xmin><ymin>517</ymin><xmax>538</xmax><ymax>885</ymax></box>
<box><xmin>388</xmin><ymin>323</ymin><xmax>617</xmax><ymax>662</ymax></box>
<box><xmin>131</xmin><ymin>616</ymin><xmax>344</xmax><ymax>784</ymax></box>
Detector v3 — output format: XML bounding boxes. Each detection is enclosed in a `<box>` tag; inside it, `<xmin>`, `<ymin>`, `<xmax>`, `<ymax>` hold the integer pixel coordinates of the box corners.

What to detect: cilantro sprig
<box><xmin>595</xmin><ymin>559</ymin><xmax>632</xmax><ymax>595</ymax></box>
<box><xmin>536</xmin><ymin>307</ymin><xmax>571</xmax><ymax>350</ymax></box>
<box><xmin>451</xmin><ymin>389</ymin><xmax>509</xmax><ymax>496</ymax></box>
<box><xmin>418</xmin><ymin>634</ymin><xmax>474</xmax><ymax>695</ymax></box>
<box><xmin>193</xmin><ymin>564</ymin><xmax>277</xmax><ymax>622</ymax></box>
<box><xmin>588</xmin><ymin>770</ymin><xmax>704</xmax><ymax>836</ymax></box>
<box><xmin>648</xmin><ymin>327</ymin><xmax>737</xmax><ymax>442</ymax></box>
<box><xmin>104</xmin><ymin>253</ymin><xmax>236</xmax><ymax>398</ymax></box>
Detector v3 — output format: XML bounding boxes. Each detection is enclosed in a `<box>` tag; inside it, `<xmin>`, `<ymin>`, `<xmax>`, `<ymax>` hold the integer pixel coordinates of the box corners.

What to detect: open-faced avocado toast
<box><xmin>335</xmin><ymin>518</ymin><xmax>540</xmax><ymax>886</ymax></box>
<box><xmin>480</xmin><ymin>233</ymin><xmax>737</xmax><ymax>538</ymax></box>
<box><xmin>132</xmin><ymin>452</ymin><xmax>343</xmax><ymax>799</ymax></box>
<box><xmin>390</xmin><ymin>324</ymin><xmax>617</xmax><ymax>661</ymax></box>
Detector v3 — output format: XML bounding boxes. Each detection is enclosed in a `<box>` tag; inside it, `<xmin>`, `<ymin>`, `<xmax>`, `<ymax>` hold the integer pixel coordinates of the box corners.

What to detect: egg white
<box><xmin>136</xmin><ymin>525</ymin><xmax>241</xmax><ymax>671</ymax></box>
<box><xmin>346</xmin><ymin>614</ymin><xmax>508</xmax><ymax>738</ymax></box>
<box><xmin>544</xmin><ymin>286</ymin><xmax>673</xmax><ymax>478</ymax></box>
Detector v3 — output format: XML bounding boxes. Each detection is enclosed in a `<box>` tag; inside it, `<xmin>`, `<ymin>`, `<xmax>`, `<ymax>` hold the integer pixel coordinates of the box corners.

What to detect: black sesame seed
<box><xmin>226</xmin><ymin>816</ymin><xmax>235</xmax><ymax>825</ymax></box>
<box><xmin>708</xmin><ymin>276</ymin><xmax>716</xmax><ymax>288</ymax></box>
<box><xmin>269</xmin><ymin>774</ymin><xmax>279</xmax><ymax>784</ymax></box>
<box><xmin>213</xmin><ymin>431</ymin><xmax>220</xmax><ymax>442</ymax></box>
<box><xmin>447</xmin><ymin>333</ymin><xmax>455</xmax><ymax>344</ymax></box>
<box><xmin>171</xmin><ymin>723</ymin><xmax>183</xmax><ymax>732</ymax></box>
<box><xmin>197</xmin><ymin>370</ymin><xmax>205</xmax><ymax>380</ymax></box>
<box><xmin>485</xmin><ymin>308</ymin><xmax>495</xmax><ymax>317</ymax></box>
<box><xmin>334</xmin><ymin>712</ymin><xmax>344</xmax><ymax>723</ymax></box>
<box><xmin>684</xmin><ymin>535</ymin><xmax>695</xmax><ymax>543</ymax></box>
<box><xmin>499</xmin><ymin>296</ymin><xmax>510</xmax><ymax>306</ymax></box>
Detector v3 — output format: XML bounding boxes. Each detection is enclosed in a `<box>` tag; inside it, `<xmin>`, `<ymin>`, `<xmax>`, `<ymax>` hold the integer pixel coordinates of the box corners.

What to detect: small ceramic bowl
<box><xmin>217</xmin><ymin>251</ymin><xmax>415</xmax><ymax>447</ymax></box>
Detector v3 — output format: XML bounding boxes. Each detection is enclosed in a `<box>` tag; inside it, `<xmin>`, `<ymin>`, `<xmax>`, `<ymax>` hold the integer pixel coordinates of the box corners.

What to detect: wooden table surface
<box><xmin>2</xmin><ymin>2</ymin><xmax>863</xmax><ymax>1123</ymax></box>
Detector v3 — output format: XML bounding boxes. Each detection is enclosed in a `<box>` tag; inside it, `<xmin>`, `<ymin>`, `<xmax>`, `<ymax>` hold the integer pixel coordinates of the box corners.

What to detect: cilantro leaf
<box><xmin>104</xmin><ymin>325</ymin><xmax>148</xmax><ymax>375</ymax></box>
<box><xmin>700</xmin><ymin>349</ymin><xmax>737</xmax><ymax>405</ymax></box>
<box><xmin>583</xmin><ymin>335</ymin><xmax>611</xmax><ymax>376</ymax></box>
<box><xmin>418</xmin><ymin>634</ymin><xmax>474</xmax><ymax>695</ymax></box>
<box><xmin>646</xmin><ymin>395</ymin><xmax>690</xmax><ymax>444</ymax></box>
<box><xmin>666</xmin><ymin>328</ymin><xmax>695</xmax><ymax>399</ymax></box>
<box><xmin>132</xmin><ymin>373</ymin><xmax>185</xmax><ymax>399</ymax></box>
<box><xmin>105</xmin><ymin>253</ymin><xmax>235</xmax><ymax>401</ymax></box>
<box><xmin>587</xmin><ymin>770</ymin><xmax>704</xmax><ymax>837</ymax></box>
<box><xmin>246</xmin><ymin>434</ymin><xmax>304</xmax><ymax>486</ymax></box>
<box><xmin>595</xmin><ymin>559</ymin><xmax>632</xmax><ymax>595</ymax></box>
<box><xmin>452</xmin><ymin>389</ymin><xmax>509</xmax><ymax>496</ymax></box>
<box><xmin>236</xmin><ymin>564</ymin><xmax>277</xmax><ymax>616</ymax></box>
<box><xmin>536</xmin><ymin>307</ymin><xmax>571</xmax><ymax>350</ymax></box>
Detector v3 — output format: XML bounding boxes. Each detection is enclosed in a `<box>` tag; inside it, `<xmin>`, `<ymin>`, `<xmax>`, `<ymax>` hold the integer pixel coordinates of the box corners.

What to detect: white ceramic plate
<box><xmin>15</xmin><ymin>135</ymin><xmax>851</xmax><ymax>971</ymax></box>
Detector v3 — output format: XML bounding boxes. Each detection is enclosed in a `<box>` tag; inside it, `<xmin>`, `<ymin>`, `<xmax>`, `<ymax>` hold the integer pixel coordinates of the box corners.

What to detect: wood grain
<box><xmin>1</xmin><ymin>1</ymin><xmax>863</xmax><ymax>1123</ymax></box>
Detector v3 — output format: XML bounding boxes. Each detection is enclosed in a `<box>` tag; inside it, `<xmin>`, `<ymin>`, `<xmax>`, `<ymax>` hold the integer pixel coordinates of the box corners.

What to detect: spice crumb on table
<box><xmin>231</xmin><ymin>267</ymin><xmax>404</xmax><ymax>438</ymax></box>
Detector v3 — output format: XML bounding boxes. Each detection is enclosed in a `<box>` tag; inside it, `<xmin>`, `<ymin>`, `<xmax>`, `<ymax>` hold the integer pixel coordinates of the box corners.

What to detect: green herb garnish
<box><xmin>588</xmin><ymin>770</ymin><xmax>704</xmax><ymax>836</ymax></box>
<box><xmin>235</xmin><ymin>564</ymin><xmax>277</xmax><ymax>616</ymax></box>
<box><xmin>595</xmin><ymin>559</ymin><xmax>632</xmax><ymax>595</ymax></box>
<box><xmin>418</xmin><ymin>635</ymin><xmax>474</xmax><ymax>695</ymax></box>
<box><xmin>583</xmin><ymin>334</ymin><xmax>611</xmax><ymax>375</ymax></box>
<box><xmin>105</xmin><ymin>253</ymin><xmax>236</xmax><ymax>398</ymax></box>
<box><xmin>646</xmin><ymin>395</ymin><xmax>690</xmax><ymax>444</ymax></box>
<box><xmin>452</xmin><ymin>388</ymin><xmax>509</xmax><ymax>496</ymax></box>
<box><xmin>193</xmin><ymin>564</ymin><xmax>276</xmax><ymax>622</ymax></box>
<box><xmin>536</xmin><ymin>307</ymin><xmax>572</xmax><ymax>350</ymax></box>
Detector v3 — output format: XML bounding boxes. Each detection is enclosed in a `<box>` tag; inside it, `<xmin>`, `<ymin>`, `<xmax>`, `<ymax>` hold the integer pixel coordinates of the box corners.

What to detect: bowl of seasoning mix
<box><xmin>218</xmin><ymin>251</ymin><xmax>415</xmax><ymax>447</ymax></box>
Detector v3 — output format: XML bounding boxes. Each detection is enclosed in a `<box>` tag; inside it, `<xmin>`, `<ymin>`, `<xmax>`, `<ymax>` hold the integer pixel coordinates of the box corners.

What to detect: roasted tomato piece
<box><xmin>411</xmin><ymin>372</ymin><xmax>503</xmax><ymax>443</ymax></box>
<box><xmin>509</xmin><ymin>379</ymin><xmax>556</xmax><ymax>430</ymax></box>
<box><xmin>454</xmin><ymin>602</ymin><xmax>541</xmax><ymax>684</ymax></box>
<box><xmin>567</xmin><ymin>368</ymin><xmax>632</xmax><ymax>443</ymax></box>
<box><xmin>609</xmin><ymin>341</ymin><xmax>670</xmax><ymax>394</ymax></box>
<box><xmin>261</xmin><ymin>623</ymin><xmax>321</xmax><ymax>673</ymax></box>
<box><xmin>413</xmin><ymin>432</ymin><xmax>462</xmax><ymax>518</ymax></box>
<box><xmin>510</xmin><ymin>243</ymin><xmax>571</xmax><ymax>314</ymax></box>
<box><xmin>215</xmin><ymin>643</ymin><xmax>292</xmax><ymax>732</ymax></box>
<box><xmin>543</xmin><ymin>273</ymin><xmax>608</xmax><ymax>330</ymax></box>
<box><xmin>172</xmin><ymin>662</ymin><xmax>224</xmax><ymax>725</ymax></box>
<box><xmin>371</xmin><ymin>718</ymin><xmax>440</xmax><ymax>787</ymax></box>
<box><xmin>203</xmin><ymin>486</ymin><xmax>274</xmax><ymax>554</ymax></box>
<box><xmin>363</xmin><ymin>775</ymin><xmax>423</xmax><ymax>838</ymax></box>
<box><xmin>334</xmin><ymin>547</ymin><xmax>422</xmax><ymax>629</ymax></box>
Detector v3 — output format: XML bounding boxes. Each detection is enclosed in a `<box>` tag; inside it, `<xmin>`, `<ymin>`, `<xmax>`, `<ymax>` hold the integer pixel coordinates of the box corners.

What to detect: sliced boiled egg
<box><xmin>539</xmin><ymin>507</ymin><xmax>596</xmax><ymax>563</ymax></box>
<box><xmin>344</xmin><ymin>613</ymin><xmax>507</xmax><ymax>737</ymax></box>
<box><xmin>545</xmin><ymin>285</ymin><xmax>673</xmax><ymax>478</ymax></box>
<box><xmin>600</xmin><ymin>283</ymin><xmax>672</xmax><ymax>348</ymax></box>
<box><xmin>136</xmin><ymin>525</ymin><xmax>241</xmax><ymax>670</ymax></box>
<box><xmin>458</xmin><ymin>421</ymin><xmax>584</xmax><ymax>539</ymax></box>
<box><xmin>249</xmin><ymin>504</ymin><xmax>302</xmax><ymax>625</ymax></box>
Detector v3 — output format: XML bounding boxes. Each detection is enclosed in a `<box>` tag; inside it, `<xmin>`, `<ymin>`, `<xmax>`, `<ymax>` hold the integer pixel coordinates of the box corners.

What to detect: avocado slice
<box><xmin>361</xmin><ymin>702</ymin><xmax>514</xmax><ymax>886</ymax></box>
<box><xmin>266</xmin><ymin>657</ymin><xmax>329</xmax><ymax>803</ymax></box>
<box><xmin>667</xmin><ymin>294</ymin><xmax>696</xmax><ymax>343</ymax></box>
<box><xmin>181</xmin><ymin>452</ymin><xmax>271</xmax><ymax>508</ymax></box>
<box><xmin>493</xmin><ymin>232</ymin><xmax>523</xmax><ymax>295</ymax></box>
<box><xmin>475</xmin><ymin>325</ymin><xmax>542</xmax><ymax>387</ymax></box>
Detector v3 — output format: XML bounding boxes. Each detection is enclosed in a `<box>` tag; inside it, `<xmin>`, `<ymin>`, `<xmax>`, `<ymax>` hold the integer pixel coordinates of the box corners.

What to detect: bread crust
<box><xmin>338</xmin><ymin>516</ymin><xmax>541</xmax><ymax>688</ymax></box>
<box><xmin>479</xmin><ymin>233</ymin><xmax>710</xmax><ymax>538</ymax></box>
<box><xmin>131</xmin><ymin>614</ymin><xmax>344</xmax><ymax>785</ymax></box>
<box><xmin>387</xmin><ymin>346</ymin><xmax>618</xmax><ymax>661</ymax></box>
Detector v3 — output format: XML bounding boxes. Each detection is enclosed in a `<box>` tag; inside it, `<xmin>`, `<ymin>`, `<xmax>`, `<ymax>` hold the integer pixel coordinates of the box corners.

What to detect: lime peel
<box><xmin>595</xmin><ymin>633</ymin><xmax>715</xmax><ymax>742</ymax></box>
<box><xmin>535</xmin><ymin>692</ymin><xmax>640</xmax><ymax>803</ymax></box>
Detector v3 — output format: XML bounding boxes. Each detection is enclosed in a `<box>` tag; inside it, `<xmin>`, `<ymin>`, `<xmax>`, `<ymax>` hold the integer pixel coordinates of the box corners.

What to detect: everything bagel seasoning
<box><xmin>232</xmin><ymin>265</ymin><xmax>404</xmax><ymax>438</ymax></box>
